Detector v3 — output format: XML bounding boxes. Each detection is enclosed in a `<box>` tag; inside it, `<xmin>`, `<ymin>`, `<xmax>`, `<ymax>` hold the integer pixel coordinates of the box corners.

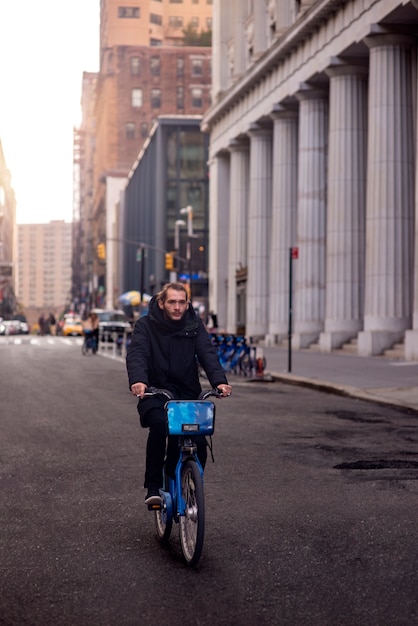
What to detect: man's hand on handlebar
<box><xmin>131</xmin><ymin>382</ymin><xmax>147</xmax><ymax>398</ymax></box>
<box><xmin>216</xmin><ymin>384</ymin><xmax>232</xmax><ymax>397</ymax></box>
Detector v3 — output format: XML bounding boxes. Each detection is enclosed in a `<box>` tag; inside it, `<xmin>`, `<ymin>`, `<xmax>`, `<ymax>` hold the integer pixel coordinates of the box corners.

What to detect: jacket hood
<box><xmin>147</xmin><ymin>295</ymin><xmax>199</xmax><ymax>334</ymax></box>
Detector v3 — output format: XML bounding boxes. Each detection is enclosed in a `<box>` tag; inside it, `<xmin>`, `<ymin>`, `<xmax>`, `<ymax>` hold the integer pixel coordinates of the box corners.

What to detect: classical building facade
<box><xmin>203</xmin><ymin>0</ymin><xmax>418</xmax><ymax>359</ymax></box>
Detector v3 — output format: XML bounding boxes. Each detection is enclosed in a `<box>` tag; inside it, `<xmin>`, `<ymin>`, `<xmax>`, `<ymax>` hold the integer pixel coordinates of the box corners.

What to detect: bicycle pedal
<box><xmin>147</xmin><ymin>502</ymin><xmax>162</xmax><ymax>511</ymax></box>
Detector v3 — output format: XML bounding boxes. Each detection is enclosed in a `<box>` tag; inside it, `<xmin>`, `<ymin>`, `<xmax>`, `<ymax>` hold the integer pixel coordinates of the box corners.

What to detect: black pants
<box><xmin>140</xmin><ymin>406</ymin><xmax>207</xmax><ymax>488</ymax></box>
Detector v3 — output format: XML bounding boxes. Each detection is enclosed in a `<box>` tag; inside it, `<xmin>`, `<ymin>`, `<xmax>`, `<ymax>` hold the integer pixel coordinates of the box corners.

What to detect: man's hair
<box><xmin>156</xmin><ymin>282</ymin><xmax>188</xmax><ymax>304</ymax></box>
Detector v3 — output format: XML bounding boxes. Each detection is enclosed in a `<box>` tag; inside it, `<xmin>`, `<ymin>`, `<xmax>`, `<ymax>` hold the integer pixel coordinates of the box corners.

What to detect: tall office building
<box><xmin>73</xmin><ymin>0</ymin><xmax>213</xmax><ymax>309</ymax></box>
<box><xmin>16</xmin><ymin>222</ymin><xmax>72</xmax><ymax>326</ymax></box>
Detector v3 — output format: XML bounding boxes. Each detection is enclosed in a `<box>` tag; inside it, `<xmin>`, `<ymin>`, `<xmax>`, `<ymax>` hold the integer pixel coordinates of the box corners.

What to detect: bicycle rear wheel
<box><xmin>179</xmin><ymin>459</ymin><xmax>205</xmax><ymax>566</ymax></box>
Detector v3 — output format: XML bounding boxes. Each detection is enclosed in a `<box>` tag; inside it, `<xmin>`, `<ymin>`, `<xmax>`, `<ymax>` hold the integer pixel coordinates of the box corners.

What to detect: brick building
<box><xmin>72</xmin><ymin>0</ymin><xmax>213</xmax><ymax>311</ymax></box>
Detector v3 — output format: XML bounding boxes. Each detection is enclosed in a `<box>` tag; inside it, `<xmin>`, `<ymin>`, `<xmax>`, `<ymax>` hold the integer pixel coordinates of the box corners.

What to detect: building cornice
<box><xmin>202</xmin><ymin>0</ymin><xmax>368</xmax><ymax>132</ymax></box>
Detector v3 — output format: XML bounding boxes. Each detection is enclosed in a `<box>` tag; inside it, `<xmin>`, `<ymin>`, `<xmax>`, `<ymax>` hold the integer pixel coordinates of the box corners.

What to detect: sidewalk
<box><xmin>255</xmin><ymin>345</ymin><xmax>418</xmax><ymax>413</ymax></box>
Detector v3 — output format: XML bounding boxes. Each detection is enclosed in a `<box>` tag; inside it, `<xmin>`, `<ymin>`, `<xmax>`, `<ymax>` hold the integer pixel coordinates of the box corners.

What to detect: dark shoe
<box><xmin>144</xmin><ymin>486</ymin><xmax>161</xmax><ymax>507</ymax></box>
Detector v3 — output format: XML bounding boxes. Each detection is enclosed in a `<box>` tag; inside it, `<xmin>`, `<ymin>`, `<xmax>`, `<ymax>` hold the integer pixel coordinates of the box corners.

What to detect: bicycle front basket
<box><xmin>165</xmin><ymin>401</ymin><xmax>215</xmax><ymax>436</ymax></box>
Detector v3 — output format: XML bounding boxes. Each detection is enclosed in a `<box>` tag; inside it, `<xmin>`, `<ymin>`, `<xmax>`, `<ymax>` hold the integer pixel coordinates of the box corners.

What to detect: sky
<box><xmin>0</xmin><ymin>1</ymin><xmax>100</xmax><ymax>224</ymax></box>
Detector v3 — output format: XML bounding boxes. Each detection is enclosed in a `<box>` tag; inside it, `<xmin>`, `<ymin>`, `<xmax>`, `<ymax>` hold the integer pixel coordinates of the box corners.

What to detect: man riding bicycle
<box><xmin>126</xmin><ymin>282</ymin><xmax>232</xmax><ymax>506</ymax></box>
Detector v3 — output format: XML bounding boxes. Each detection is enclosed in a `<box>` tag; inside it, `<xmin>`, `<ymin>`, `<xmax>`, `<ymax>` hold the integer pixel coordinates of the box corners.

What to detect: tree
<box><xmin>182</xmin><ymin>23</ymin><xmax>212</xmax><ymax>47</ymax></box>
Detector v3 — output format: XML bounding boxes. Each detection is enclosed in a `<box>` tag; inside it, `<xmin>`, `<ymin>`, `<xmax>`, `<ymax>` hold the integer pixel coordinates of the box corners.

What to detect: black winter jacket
<box><xmin>126</xmin><ymin>297</ymin><xmax>228</xmax><ymax>417</ymax></box>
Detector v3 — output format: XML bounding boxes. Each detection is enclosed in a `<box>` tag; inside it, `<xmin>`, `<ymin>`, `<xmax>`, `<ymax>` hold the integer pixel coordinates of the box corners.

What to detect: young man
<box><xmin>126</xmin><ymin>282</ymin><xmax>232</xmax><ymax>506</ymax></box>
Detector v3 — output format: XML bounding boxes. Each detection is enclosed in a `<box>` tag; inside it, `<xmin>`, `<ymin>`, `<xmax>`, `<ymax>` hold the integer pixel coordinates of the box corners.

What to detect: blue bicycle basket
<box><xmin>165</xmin><ymin>401</ymin><xmax>215</xmax><ymax>436</ymax></box>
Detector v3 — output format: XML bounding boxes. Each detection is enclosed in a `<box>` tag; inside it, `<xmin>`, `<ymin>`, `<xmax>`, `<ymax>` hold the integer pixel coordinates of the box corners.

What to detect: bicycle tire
<box><xmin>239</xmin><ymin>353</ymin><xmax>253</xmax><ymax>376</ymax></box>
<box><xmin>179</xmin><ymin>459</ymin><xmax>205</xmax><ymax>567</ymax></box>
<box><xmin>155</xmin><ymin>490</ymin><xmax>173</xmax><ymax>542</ymax></box>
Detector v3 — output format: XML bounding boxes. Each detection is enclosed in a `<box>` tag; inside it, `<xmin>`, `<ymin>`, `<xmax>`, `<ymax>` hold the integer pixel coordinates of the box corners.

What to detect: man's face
<box><xmin>158</xmin><ymin>288</ymin><xmax>189</xmax><ymax>321</ymax></box>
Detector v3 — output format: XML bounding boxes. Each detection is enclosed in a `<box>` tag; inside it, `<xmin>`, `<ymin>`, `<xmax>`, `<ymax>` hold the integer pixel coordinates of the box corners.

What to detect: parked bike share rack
<box><xmin>209</xmin><ymin>334</ymin><xmax>270</xmax><ymax>380</ymax></box>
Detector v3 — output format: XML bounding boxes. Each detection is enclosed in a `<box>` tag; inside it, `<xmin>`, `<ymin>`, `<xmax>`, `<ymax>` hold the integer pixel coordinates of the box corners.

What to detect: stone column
<box><xmin>267</xmin><ymin>105</ymin><xmax>298</xmax><ymax>343</ymax></box>
<box><xmin>405</xmin><ymin>6</ymin><xmax>418</xmax><ymax>360</ymax></box>
<box><xmin>253</xmin><ymin>1</ymin><xmax>267</xmax><ymax>58</ymax></box>
<box><xmin>233</xmin><ymin>0</ymin><xmax>247</xmax><ymax>78</ymax></box>
<box><xmin>293</xmin><ymin>86</ymin><xmax>328</xmax><ymax>349</ymax></box>
<box><xmin>208</xmin><ymin>152</ymin><xmax>230</xmax><ymax>331</ymax></box>
<box><xmin>276</xmin><ymin>0</ymin><xmax>292</xmax><ymax>31</ymax></box>
<box><xmin>358</xmin><ymin>34</ymin><xmax>415</xmax><ymax>356</ymax></box>
<box><xmin>319</xmin><ymin>63</ymin><xmax>368</xmax><ymax>352</ymax></box>
<box><xmin>227</xmin><ymin>139</ymin><xmax>249</xmax><ymax>334</ymax></box>
<box><xmin>246</xmin><ymin>124</ymin><xmax>272</xmax><ymax>339</ymax></box>
<box><xmin>212</xmin><ymin>0</ymin><xmax>229</xmax><ymax>97</ymax></box>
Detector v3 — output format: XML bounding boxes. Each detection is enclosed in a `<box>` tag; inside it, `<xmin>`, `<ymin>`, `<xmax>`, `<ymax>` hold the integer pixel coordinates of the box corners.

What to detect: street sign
<box><xmin>291</xmin><ymin>247</ymin><xmax>299</xmax><ymax>259</ymax></box>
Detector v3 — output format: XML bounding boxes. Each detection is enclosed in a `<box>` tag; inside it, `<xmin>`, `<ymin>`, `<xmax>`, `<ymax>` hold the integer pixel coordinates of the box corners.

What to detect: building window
<box><xmin>150</xmin><ymin>38</ymin><xmax>162</xmax><ymax>46</ymax></box>
<box><xmin>150</xmin><ymin>13</ymin><xmax>162</xmax><ymax>25</ymax></box>
<box><xmin>191</xmin><ymin>87</ymin><xmax>203</xmax><ymax>108</ymax></box>
<box><xmin>131</xmin><ymin>88</ymin><xmax>143</xmax><ymax>107</ymax></box>
<box><xmin>177</xmin><ymin>86</ymin><xmax>184</xmax><ymax>109</ymax></box>
<box><xmin>191</xmin><ymin>58</ymin><xmax>203</xmax><ymax>76</ymax></box>
<box><xmin>191</xmin><ymin>17</ymin><xmax>199</xmax><ymax>27</ymax></box>
<box><xmin>125</xmin><ymin>123</ymin><xmax>135</xmax><ymax>139</ymax></box>
<box><xmin>176</xmin><ymin>57</ymin><xmax>184</xmax><ymax>77</ymax></box>
<box><xmin>206</xmin><ymin>17</ymin><xmax>212</xmax><ymax>29</ymax></box>
<box><xmin>141</xmin><ymin>122</ymin><xmax>148</xmax><ymax>137</ymax></box>
<box><xmin>151</xmin><ymin>89</ymin><xmax>161</xmax><ymax>108</ymax></box>
<box><xmin>192</xmin><ymin>0</ymin><xmax>199</xmax><ymax>3</ymax></box>
<box><xmin>169</xmin><ymin>0</ymin><xmax>183</xmax><ymax>3</ymax></box>
<box><xmin>206</xmin><ymin>0</ymin><xmax>212</xmax><ymax>4</ymax></box>
<box><xmin>118</xmin><ymin>6</ymin><xmax>140</xmax><ymax>18</ymax></box>
<box><xmin>130</xmin><ymin>56</ymin><xmax>140</xmax><ymax>75</ymax></box>
<box><xmin>150</xmin><ymin>56</ymin><xmax>160</xmax><ymax>76</ymax></box>
<box><xmin>169</xmin><ymin>16</ymin><xmax>183</xmax><ymax>27</ymax></box>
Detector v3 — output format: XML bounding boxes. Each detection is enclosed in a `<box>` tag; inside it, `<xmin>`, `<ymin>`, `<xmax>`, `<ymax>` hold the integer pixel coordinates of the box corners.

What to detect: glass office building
<box><xmin>122</xmin><ymin>116</ymin><xmax>209</xmax><ymax>304</ymax></box>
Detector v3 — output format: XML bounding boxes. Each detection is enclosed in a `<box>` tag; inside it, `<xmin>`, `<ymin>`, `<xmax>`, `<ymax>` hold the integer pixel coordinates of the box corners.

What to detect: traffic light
<box><xmin>165</xmin><ymin>252</ymin><xmax>174</xmax><ymax>270</ymax></box>
<box><xmin>97</xmin><ymin>243</ymin><xmax>106</xmax><ymax>260</ymax></box>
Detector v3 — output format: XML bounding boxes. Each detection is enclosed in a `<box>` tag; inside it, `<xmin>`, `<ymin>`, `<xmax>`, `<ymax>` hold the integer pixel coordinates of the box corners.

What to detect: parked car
<box><xmin>0</xmin><ymin>319</ymin><xmax>29</xmax><ymax>335</ymax></box>
<box><xmin>92</xmin><ymin>308</ymin><xmax>131</xmax><ymax>343</ymax></box>
<box><xmin>62</xmin><ymin>315</ymin><xmax>84</xmax><ymax>336</ymax></box>
<box><xmin>14</xmin><ymin>315</ymin><xmax>30</xmax><ymax>334</ymax></box>
<box><xmin>17</xmin><ymin>320</ymin><xmax>30</xmax><ymax>334</ymax></box>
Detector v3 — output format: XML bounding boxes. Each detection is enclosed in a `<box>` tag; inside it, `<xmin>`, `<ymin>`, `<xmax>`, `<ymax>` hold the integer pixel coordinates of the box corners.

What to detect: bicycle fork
<box><xmin>170</xmin><ymin>444</ymin><xmax>204</xmax><ymax>519</ymax></box>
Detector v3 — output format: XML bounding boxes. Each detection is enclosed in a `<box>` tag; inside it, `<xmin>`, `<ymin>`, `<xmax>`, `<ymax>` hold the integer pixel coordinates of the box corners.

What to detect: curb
<box><xmin>268</xmin><ymin>371</ymin><xmax>418</xmax><ymax>415</ymax></box>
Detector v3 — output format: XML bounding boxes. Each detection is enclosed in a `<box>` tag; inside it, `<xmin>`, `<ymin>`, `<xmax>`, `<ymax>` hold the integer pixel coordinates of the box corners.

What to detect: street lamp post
<box><xmin>180</xmin><ymin>205</ymin><xmax>193</xmax><ymax>298</ymax></box>
<box><xmin>174</xmin><ymin>219</ymin><xmax>186</xmax><ymax>281</ymax></box>
<box><xmin>137</xmin><ymin>246</ymin><xmax>145</xmax><ymax>306</ymax></box>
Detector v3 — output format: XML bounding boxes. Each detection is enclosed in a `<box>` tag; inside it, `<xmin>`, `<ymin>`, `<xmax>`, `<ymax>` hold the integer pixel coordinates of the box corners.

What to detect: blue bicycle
<box><xmin>143</xmin><ymin>386</ymin><xmax>222</xmax><ymax>567</ymax></box>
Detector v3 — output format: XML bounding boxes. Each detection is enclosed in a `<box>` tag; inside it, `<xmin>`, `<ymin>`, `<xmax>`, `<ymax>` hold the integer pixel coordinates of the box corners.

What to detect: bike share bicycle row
<box><xmin>210</xmin><ymin>333</ymin><xmax>267</xmax><ymax>378</ymax></box>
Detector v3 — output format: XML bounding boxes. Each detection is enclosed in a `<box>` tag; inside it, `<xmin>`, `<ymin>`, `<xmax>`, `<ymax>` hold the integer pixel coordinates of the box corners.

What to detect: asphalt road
<box><xmin>1</xmin><ymin>336</ymin><xmax>418</xmax><ymax>625</ymax></box>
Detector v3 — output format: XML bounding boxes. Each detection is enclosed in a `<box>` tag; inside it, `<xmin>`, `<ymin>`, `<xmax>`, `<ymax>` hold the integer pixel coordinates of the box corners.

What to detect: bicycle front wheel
<box><xmin>179</xmin><ymin>459</ymin><xmax>205</xmax><ymax>567</ymax></box>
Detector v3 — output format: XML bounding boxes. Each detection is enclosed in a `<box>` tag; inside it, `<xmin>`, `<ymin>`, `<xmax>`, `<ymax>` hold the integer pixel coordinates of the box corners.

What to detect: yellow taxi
<box><xmin>62</xmin><ymin>315</ymin><xmax>84</xmax><ymax>336</ymax></box>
